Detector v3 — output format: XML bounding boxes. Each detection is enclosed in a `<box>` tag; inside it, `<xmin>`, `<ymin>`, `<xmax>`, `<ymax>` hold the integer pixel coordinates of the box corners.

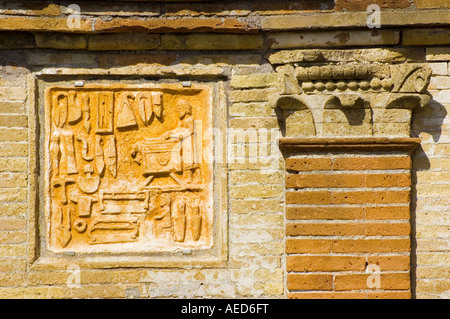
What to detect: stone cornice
<box><xmin>270</xmin><ymin>62</ymin><xmax>432</xmax><ymax>138</ymax></box>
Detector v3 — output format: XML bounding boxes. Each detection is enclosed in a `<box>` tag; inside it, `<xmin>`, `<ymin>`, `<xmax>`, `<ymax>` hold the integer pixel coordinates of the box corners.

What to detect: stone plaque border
<box><xmin>27</xmin><ymin>67</ymin><xmax>228</xmax><ymax>270</ymax></box>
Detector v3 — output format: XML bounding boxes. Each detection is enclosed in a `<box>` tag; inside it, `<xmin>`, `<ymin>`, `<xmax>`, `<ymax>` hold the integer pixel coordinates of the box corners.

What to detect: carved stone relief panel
<box><xmin>44</xmin><ymin>83</ymin><xmax>213</xmax><ymax>254</ymax></box>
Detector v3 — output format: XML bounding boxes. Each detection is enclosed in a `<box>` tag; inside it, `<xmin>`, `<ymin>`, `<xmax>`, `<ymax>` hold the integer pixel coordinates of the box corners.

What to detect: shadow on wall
<box><xmin>410</xmin><ymin>95</ymin><xmax>447</xmax><ymax>298</ymax></box>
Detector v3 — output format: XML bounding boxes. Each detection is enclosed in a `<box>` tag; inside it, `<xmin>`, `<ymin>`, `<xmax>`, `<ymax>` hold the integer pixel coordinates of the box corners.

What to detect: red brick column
<box><xmin>281</xmin><ymin>138</ymin><xmax>420</xmax><ymax>299</ymax></box>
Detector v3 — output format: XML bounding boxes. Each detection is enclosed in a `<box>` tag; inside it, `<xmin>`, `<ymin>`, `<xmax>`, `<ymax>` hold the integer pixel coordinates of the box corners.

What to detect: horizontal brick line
<box><xmin>286</xmin><ymin>170</ymin><xmax>411</xmax><ymax>175</ymax></box>
<box><xmin>286</xmin><ymin>251</ymin><xmax>410</xmax><ymax>258</ymax></box>
<box><xmin>287</xmin><ymin>155</ymin><xmax>411</xmax><ymax>159</ymax></box>
<box><xmin>285</xmin><ymin>187</ymin><xmax>410</xmax><ymax>192</ymax></box>
<box><xmin>285</xmin><ymin>219</ymin><xmax>410</xmax><ymax>224</ymax></box>
<box><xmin>286</xmin><ymin>204</ymin><xmax>410</xmax><ymax>207</ymax></box>
<box><xmin>287</xmin><ymin>271</ymin><xmax>411</xmax><ymax>274</ymax></box>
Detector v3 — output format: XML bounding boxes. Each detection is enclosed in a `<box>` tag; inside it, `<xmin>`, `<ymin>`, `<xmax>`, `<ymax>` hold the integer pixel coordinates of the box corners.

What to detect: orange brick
<box><xmin>332</xmin><ymin>156</ymin><xmax>411</xmax><ymax>170</ymax></box>
<box><xmin>286</xmin><ymin>223</ymin><xmax>365</xmax><ymax>236</ymax></box>
<box><xmin>286</xmin><ymin>174</ymin><xmax>365</xmax><ymax>188</ymax></box>
<box><xmin>365</xmin><ymin>222</ymin><xmax>411</xmax><ymax>236</ymax></box>
<box><xmin>365</xmin><ymin>206</ymin><xmax>410</xmax><ymax>220</ymax></box>
<box><xmin>286</xmin><ymin>191</ymin><xmax>332</xmax><ymax>204</ymax></box>
<box><xmin>334</xmin><ymin>273</ymin><xmax>410</xmax><ymax>291</ymax></box>
<box><xmin>367</xmin><ymin>291</ymin><xmax>411</xmax><ymax>299</ymax></box>
<box><xmin>332</xmin><ymin>239</ymin><xmax>410</xmax><ymax>253</ymax></box>
<box><xmin>0</xmin><ymin>219</ymin><xmax>26</xmax><ymax>231</ymax></box>
<box><xmin>365</xmin><ymin>173</ymin><xmax>411</xmax><ymax>187</ymax></box>
<box><xmin>286</xmin><ymin>206</ymin><xmax>365</xmax><ymax>220</ymax></box>
<box><xmin>367</xmin><ymin>256</ymin><xmax>410</xmax><ymax>271</ymax></box>
<box><xmin>288</xmin><ymin>292</ymin><xmax>368</xmax><ymax>299</ymax></box>
<box><xmin>287</xmin><ymin>274</ymin><xmax>333</xmax><ymax>291</ymax></box>
<box><xmin>286</xmin><ymin>256</ymin><xmax>366</xmax><ymax>272</ymax></box>
<box><xmin>285</xmin><ymin>158</ymin><xmax>332</xmax><ymax>171</ymax></box>
<box><xmin>286</xmin><ymin>239</ymin><xmax>332</xmax><ymax>254</ymax></box>
<box><xmin>331</xmin><ymin>190</ymin><xmax>410</xmax><ymax>204</ymax></box>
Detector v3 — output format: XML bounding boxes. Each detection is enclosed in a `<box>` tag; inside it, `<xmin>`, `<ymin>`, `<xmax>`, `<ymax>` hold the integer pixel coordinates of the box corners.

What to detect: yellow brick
<box><xmin>0</xmin><ymin>259</ymin><xmax>26</xmax><ymax>272</ymax></box>
<box><xmin>229</xmin><ymin>102</ymin><xmax>275</xmax><ymax>117</ymax></box>
<box><xmin>88</xmin><ymin>33</ymin><xmax>160</xmax><ymax>51</ymax></box>
<box><xmin>0</xmin><ymin>244</ymin><xmax>26</xmax><ymax>257</ymax></box>
<box><xmin>0</xmin><ymin>88</ymin><xmax>26</xmax><ymax>101</ymax></box>
<box><xmin>0</xmin><ymin>189</ymin><xmax>27</xmax><ymax>202</ymax></box>
<box><xmin>0</xmin><ymin>101</ymin><xmax>25</xmax><ymax>114</ymax></box>
<box><xmin>231</xmin><ymin>74</ymin><xmax>278</xmax><ymax>89</ymax></box>
<box><xmin>229</xmin><ymin>185</ymin><xmax>283</xmax><ymax>199</ymax></box>
<box><xmin>0</xmin><ymin>143</ymin><xmax>28</xmax><ymax>157</ymax></box>
<box><xmin>0</xmin><ymin>158</ymin><xmax>27</xmax><ymax>172</ymax></box>
<box><xmin>0</xmin><ymin>173</ymin><xmax>27</xmax><ymax>188</ymax></box>
<box><xmin>231</xmin><ymin>213</ymin><xmax>284</xmax><ymax>228</ymax></box>
<box><xmin>230</xmin><ymin>199</ymin><xmax>283</xmax><ymax>213</ymax></box>
<box><xmin>262</xmin><ymin>282</ymin><xmax>284</xmax><ymax>295</ymax></box>
<box><xmin>185</xmin><ymin>34</ymin><xmax>263</xmax><ymax>50</ymax></box>
<box><xmin>0</xmin><ymin>273</ymin><xmax>25</xmax><ymax>287</ymax></box>
<box><xmin>0</xmin><ymin>203</ymin><xmax>27</xmax><ymax>218</ymax></box>
<box><xmin>414</xmin><ymin>0</ymin><xmax>450</xmax><ymax>9</ymax></box>
<box><xmin>0</xmin><ymin>128</ymin><xmax>27</xmax><ymax>142</ymax></box>
<box><xmin>403</xmin><ymin>28</ymin><xmax>450</xmax><ymax>46</ymax></box>
<box><xmin>35</xmin><ymin>33</ymin><xmax>87</xmax><ymax>50</ymax></box>
<box><xmin>0</xmin><ymin>232</ymin><xmax>26</xmax><ymax>244</ymax></box>
<box><xmin>229</xmin><ymin>89</ymin><xmax>277</xmax><ymax>103</ymax></box>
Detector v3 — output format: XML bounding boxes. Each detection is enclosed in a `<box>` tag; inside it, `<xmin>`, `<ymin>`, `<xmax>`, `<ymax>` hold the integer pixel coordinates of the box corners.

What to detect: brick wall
<box><xmin>0</xmin><ymin>0</ymin><xmax>448</xmax><ymax>299</ymax></box>
<box><xmin>284</xmin><ymin>151</ymin><xmax>414</xmax><ymax>298</ymax></box>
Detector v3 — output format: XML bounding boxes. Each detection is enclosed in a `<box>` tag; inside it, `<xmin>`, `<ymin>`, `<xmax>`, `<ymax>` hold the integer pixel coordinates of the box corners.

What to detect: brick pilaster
<box><xmin>281</xmin><ymin>138</ymin><xmax>420</xmax><ymax>299</ymax></box>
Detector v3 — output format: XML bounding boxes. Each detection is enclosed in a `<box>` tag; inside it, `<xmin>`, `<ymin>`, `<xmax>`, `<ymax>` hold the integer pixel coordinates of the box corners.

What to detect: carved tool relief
<box><xmin>45</xmin><ymin>84</ymin><xmax>212</xmax><ymax>253</ymax></box>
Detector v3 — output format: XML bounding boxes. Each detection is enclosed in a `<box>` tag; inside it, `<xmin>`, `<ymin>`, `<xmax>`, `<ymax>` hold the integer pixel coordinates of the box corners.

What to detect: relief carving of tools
<box><xmin>61</xmin><ymin>129</ymin><xmax>78</xmax><ymax>175</ymax></box>
<box><xmin>56</xmin><ymin>206</ymin><xmax>73</xmax><ymax>248</ymax></box>
<box><xmin>77</xmin><ymin>136</ymin><xmax>94</xmax><ymax>162</ymax></box>
<box><xmin>172</xmin><ymin>201</ymin><xmax>186</xmax><ymax>242</ymax></box>
<box><xmin>81</xmin><ymin>92</ymin><xmax>91</xmax><ymax>133</ymax></box>
<box><xmin>105</xmin><ymin>136</ymin><xmax>117</xmax><ymax>178</ymax></box>
<box><xmin>71</xmin><ymin>194</ymin><xmax>99</xmax><ymax>218</ymax></box>
<box><xmin>68</xmin><ymin>90</ymin><xmax>82</xmax><ymax>125</ymax></box>
<box><xmin>77</xmin><ymin>164</ymin><xmax>100</xmax><ymax>194</ymax></box>
<box><xmin>52</xmin><ymin>178</ymin><xmax>75</xmax><ymax>205</ymax></box>
<box><xmin>95</xmin><ymin>135</ymin><xmax>105</xmax><ymax>176</ymax></box>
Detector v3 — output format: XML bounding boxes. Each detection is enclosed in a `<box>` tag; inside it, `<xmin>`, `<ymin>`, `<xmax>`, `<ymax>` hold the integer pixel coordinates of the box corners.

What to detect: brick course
<box><xmin>284</xmin><ymin>153</ymin><xmax>413</xmax><ymax>298</ymax></box>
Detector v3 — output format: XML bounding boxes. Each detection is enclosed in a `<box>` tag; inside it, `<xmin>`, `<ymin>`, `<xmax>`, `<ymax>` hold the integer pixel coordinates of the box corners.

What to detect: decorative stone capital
<box><xmin>270</xmin><ymin>62</ymin><xmax>432</xmax><ymax>138</ymax></box>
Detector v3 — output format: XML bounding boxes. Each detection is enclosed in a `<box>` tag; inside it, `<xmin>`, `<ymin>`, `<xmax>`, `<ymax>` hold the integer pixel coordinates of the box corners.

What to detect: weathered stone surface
<box><xmin>231</xmin><ymin>74</ymin><xmax>278</xmax><ymax>89</ymax></box>
<box><xmin>335</xmin><ymin>0</ymin><xmax>412</xmax><ymax>10</ymax></box>
<box><xmin>0</xmin><ymin>32</ymin><xmax>34</xmax><ymax>49</ymax></box>
<box><xmin>44</xmin><ymin>83</ymin><xmax>214</xmax><ymax>254</ymax></box>
<box><xmin>34</xmin><ymin>33</ymin><xmax>87</xmax><ymax>50</ymax></box>
<box><xmin>184</xmin><ymin>34</ymin><xmax>263</xmax><ymax>50</ymax></box>
<box><xmin>268</xmin><ymin>30</ymin><xmax>399</xmax><ymax>49</ymax></box>
<box><xmin>98</xmin><ymin>53</ymin><xmax>177</xmax><ymax>68</ymax></box>
<box><xmin>261</xmin><ymin>10</ymin><xmax>450</xmax><ymax>30</ymax></box>
<box><xmin>268</xmin><ymin>48</ymin><xmax>424</xmax><ymax>64</ymax></box>
<box><xmin>426</xmin><ymin>47</ymin><xmax>450</xmax><ymax>60</ymax></box>
<box><xmin>88</xmin><ymin>33</ymin><xmax>160</xmax><ymax>51</ymax></box>
<box><xmin>414</xmin><ymin>0</ymin><xmax>450</xmax><ymax>9</ymax></box>
<box><xmin>24</xmin><ymin>52</ymin><xmax>97</xmax><ymax>66</ymax></box>
<box><xmin>60</xmin><ymin>2</ymin><xmax>161</xmax><ymax>16</ymax></box>
<box><xmin>0</xmin><ymin>2</ymin><xmax>60</xmax><ymax>16</ymax></box>
<box><xmin>0</xmin><ymin>16</ymin><xmax>93</xmax><ymax>32</ymax></box>
<box><xmin>94</xmin><ymin>17</ymin><xmax>256</xmax><ymax>33</ymax></box>
<box><xmin>403</xmin><ymin>28</ymin><xmax>450</xmax><ymax>46</ymax></box>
